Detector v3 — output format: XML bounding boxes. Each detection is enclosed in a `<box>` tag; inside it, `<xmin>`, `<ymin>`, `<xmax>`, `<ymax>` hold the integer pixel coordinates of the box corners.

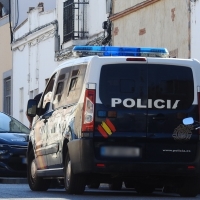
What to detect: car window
<box><xmin>100</xmin><ymin>64</ymin><xmax>194</xmax><ymax>110</ymax></box>
<box><xmin>52</xmin><ymin>67</ymin><xmax>71</xmax><ymax>109</ymax></box>
<box><xmin>148</xmin><ymin>64</ymin><xmax>194</xmax><ymax>110</ymax></box>
<box><xmin>99</xmin><ymin>64</ymin><xmax>147</xmax><ymax>109</ymax></box>
<box><xmin>0</xmin><ymin>112</ymin><xmax>30</xmax><ymax>134</ymax></box>
<box><xmin>66</xmin><ymin>64</ymin><xmax>87</xmax><ymax>105</ymax></box>
<box><xmin>37</xmin><ymin>73</ymin><xmax>57</xmax><ymax>116</ymax></box>
<box><xmin>52</xmin><ymin>64</ymin><xmax>87</xmax><ymax>108</ymax></box>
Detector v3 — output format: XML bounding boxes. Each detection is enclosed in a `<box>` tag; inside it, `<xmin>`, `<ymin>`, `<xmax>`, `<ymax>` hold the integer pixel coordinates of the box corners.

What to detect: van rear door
<box><xmin>146</xmin><ymin>64</ymin><xmax>198</xmax><ymax>162</ymax></box>
<box><xmin>95</xmin><ymin>63</ymin><xmax>148</xmax><ymax>161</ymax></box>
<box><xmin>95</xmin><ymin>61</ymin><xmax>198</xmax><ymax>163</ymax></box>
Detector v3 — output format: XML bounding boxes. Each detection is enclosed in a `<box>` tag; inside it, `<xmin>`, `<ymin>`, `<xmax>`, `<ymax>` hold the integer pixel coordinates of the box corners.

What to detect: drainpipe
<box><xmin>8</xmin><ymin>0</ymin><xmax>13</xmax><ymax>44</ymax></box>
<box><xmin>188</xmin><ymin>0</ymin><xmax>191</xmax><ymax>59</ymax></box>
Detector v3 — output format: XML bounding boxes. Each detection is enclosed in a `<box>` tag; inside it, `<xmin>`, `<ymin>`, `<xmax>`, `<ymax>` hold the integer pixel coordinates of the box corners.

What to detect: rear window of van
<box><xmin>99</xmin><ymin>64</ymin><xmax>194</xmax><ymax>110</ymax></box>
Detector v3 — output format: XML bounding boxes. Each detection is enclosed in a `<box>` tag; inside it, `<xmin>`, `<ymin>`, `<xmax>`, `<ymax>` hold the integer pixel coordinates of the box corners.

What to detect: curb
<box><xmin>0</xmin><ymin>178</ymin><xmax>28</xmax><ymax>184</ymax></box>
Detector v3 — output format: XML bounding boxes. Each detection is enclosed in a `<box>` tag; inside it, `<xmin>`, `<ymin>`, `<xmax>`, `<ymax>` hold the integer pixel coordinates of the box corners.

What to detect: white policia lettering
<box><xmin>111</xmin><ymin>98</ymin><xmax>180</xmax><ymax>109</ymax></box>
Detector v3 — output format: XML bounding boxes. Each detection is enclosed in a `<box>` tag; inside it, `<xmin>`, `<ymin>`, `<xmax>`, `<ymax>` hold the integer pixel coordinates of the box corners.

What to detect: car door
<box><xmin>35</xmin><ymin>73</ymin><xmax>62</xmax><ymax>169</ymax></box>
<box><xmin>46</xmin><ymin>67</ymin><xmax>71</xmax><ymax>168</ymax></box>
<box><xmin>32</xmin><ymin>108</ymin><xmax>49</xmax><ymax>170</ymax></box>
<box><xmin>146</xmin><ymin>63</ymin><xmax>198</xmax><ymax>162</ymax></box>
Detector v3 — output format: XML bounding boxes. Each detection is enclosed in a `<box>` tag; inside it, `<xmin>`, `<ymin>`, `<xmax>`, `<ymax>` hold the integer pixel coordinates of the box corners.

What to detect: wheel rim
<box><xmin>31</xmin><ymin>159</ymin><xmax>37</xmax><ymax>179</ymax></box>
<box><xmin>66</xmin><ymin>160</ymin><xmax>71</xmax><ymax>188</ymax></box>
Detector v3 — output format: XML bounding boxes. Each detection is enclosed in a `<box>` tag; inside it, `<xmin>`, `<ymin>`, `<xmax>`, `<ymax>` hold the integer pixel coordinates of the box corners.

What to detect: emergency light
<box><xmin>72</xmin><ymin>46</ymin><xmax>169</xmax><ymax>58</ymax></box>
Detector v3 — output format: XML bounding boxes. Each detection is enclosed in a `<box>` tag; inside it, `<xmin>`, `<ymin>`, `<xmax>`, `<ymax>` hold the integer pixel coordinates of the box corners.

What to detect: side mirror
<box><xmin>183</xmin><ymin>117</ymin><xmax>194</xmax><ymax>125</ymax></box>
<box><xmin>27</xmin><ymin>99</ymin><xmax>37</xmax><ymax>117</ymax></box>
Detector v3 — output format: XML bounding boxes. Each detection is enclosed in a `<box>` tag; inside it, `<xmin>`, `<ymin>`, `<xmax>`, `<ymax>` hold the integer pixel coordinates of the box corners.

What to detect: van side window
<box><xmin>52</xmin><ymin>64</ymin><xmax>87</xmax><ymax>109</ymax></box>
<box><xmin>68</xmin><ymin>77</ymin><xmax>78</xmax><ymax>92</ymax></box>
<box><xmin>52</xmin><ymin>67</ymin><xmax>71</xmax><ymax>109</ymax></box>
<box><xmin>38</xmin><ymin>73</ymin><xmax>56</xmax><ymax>115</ymax></box>
<box><xmin>66</xmin><ymin>64</ymin><xmax>87</xmax><ymax>105</ymax></box>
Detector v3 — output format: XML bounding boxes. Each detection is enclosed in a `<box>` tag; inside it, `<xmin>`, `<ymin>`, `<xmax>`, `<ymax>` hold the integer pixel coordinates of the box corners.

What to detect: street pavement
<box><xmin>0</xmin><ymin>177</ymin><xmax>28</xmax><ymax>184</ymax></box>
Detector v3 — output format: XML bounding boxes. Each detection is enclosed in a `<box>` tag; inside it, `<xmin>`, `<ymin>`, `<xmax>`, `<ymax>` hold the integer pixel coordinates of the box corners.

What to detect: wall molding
<box><xmin>110</xmin><ymin>0</ymin><xmax>161</xmax><ymax>21</ymax></box>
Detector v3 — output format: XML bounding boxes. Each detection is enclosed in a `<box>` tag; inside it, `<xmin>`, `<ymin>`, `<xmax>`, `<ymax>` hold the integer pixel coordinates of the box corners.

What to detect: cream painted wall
<box><xmin>0</xmin><ymin>22</ymin><xmax>12</xmax><ymax>111</ymax></box>
<box><xmin>112</xmin><ymin>0</ymin><xmax>190</xmax><ymax>58</ymax></box>
<box><xmin>113</xmin><ymin>0</ymin><xmax>144</xmax><ymax>13</ymax></box>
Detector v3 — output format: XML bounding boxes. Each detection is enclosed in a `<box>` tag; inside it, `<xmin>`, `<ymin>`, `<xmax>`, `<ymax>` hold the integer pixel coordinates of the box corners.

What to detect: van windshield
<box><xmin>99</xmin><ymin>64</ymin><xmax>194</xmax><ymax>110</ymax></box>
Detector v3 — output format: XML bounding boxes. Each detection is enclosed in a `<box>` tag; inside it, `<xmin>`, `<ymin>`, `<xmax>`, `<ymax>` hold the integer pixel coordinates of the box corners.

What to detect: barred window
<box><xmin>63</xmin><ymin>0</ymin><xmax>89</xmax><ymax>43</ymax></box>
<box><xmin>63</xmin><ymin>0</ymin><xmax>75</xmax><ymax>42</ymax></box>
<box><xmin>4</xmin><ymin>77</ymin><xmax>11</xmax><ymax>115</ymax></box>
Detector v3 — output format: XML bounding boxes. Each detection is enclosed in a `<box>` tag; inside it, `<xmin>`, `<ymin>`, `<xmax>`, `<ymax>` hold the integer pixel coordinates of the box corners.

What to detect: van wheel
<box><xmin>177</xmin><ymin>177</ymin><xmax>199</xmax><ymax>197</ymax></box>
<box><xmin>135</xmin><ymin>183</ymin><xmax>155</xmax><ymax>194</ymax></box>
<box><xmin>27</xmin><ymin>149</ymin><xmax>50</xmax><ymax>191</ymax></box>
<box><xmin>64</xmin><ymin>153</ymin><xmax>86</xmax><ymax>194</ymax></box>
<box><xmin>109</xmin><ymin>181</ymin><xmax>122</xmax><ymax>190</ymax></box>
<box><xmin>87</xmin><ymin>182</ymin><xmax>100</xmax><ymax>189</ymax></box>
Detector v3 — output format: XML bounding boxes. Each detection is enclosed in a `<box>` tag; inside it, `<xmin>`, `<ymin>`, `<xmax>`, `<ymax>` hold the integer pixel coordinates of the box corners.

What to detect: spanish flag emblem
<box><xmin>97</xmin><ymin>119</ymin><xmax>116</xmax><ymax>138</ymax></box>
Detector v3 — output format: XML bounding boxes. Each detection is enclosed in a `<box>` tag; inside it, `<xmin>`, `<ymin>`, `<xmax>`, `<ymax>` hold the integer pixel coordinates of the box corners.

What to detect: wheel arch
<box><xmin>62</xmin><ymin>138</ymin><xmax>69</xmax><ymax>165</ymax></box>
<box><xmin>27</xmin><ymin>141</ymin><xmax>33</xmax><ymax>160</ymax></box>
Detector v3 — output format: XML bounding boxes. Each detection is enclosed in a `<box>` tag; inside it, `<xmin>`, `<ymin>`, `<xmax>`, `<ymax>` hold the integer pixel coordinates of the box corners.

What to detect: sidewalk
<box><xmin>0</xmin><ymin>177</ymin><xmax>28</xmax><ymax>184</ymax></box>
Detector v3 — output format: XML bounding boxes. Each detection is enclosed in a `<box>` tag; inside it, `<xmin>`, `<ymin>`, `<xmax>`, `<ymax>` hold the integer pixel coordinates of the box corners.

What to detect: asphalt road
<box><xmin>0</xmin><ymin>183</ymin><xmax>200</xmax><ymax>200</ymax></box>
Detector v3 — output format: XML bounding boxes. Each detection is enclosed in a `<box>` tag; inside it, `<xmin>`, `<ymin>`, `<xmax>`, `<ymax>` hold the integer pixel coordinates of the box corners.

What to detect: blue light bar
<box><xmin>72</xmin><ymin>46</ymin><xmax>169</xmax><ymax>58</ymax></box>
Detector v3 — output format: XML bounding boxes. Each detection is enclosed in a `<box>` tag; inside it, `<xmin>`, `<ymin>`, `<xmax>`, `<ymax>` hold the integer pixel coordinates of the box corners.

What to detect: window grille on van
<box><xmin>63</xmin><ymin>0</ymin><xmax>89</xmax><ymax>43</ymax></box>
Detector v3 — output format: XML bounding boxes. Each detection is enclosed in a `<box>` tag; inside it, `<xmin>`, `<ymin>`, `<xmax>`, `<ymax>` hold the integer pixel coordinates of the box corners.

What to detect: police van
<box><xmin>26</xmin><ymin>46</ymin><xmax>200</xmax><ymax>197</ymax></box>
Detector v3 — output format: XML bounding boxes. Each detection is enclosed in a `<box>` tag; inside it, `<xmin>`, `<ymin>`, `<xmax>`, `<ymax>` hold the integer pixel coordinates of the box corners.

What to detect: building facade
<box><xmin>191</xmin><ymin>0</ymin><xmax>200</xmax><ymax>60</ymax></box>
<box><xmin>110</xmin><ymin>0</ymin><xmax>193</xmax><ymax>59</ymax></box>
<box><xmin>10</xmin><ymin>0</ymin><xmax>56</xmax><ymax>31</ymax></box>
<box><xmin>12</xmin><ymin>3</ymin><xmax>57</xmax><ymax>125</ymax></box>
<box><xmin>0</xmin><ymin>0</ymin><xmax>12</xmax><ymax>115</ymax></box>
<box><xmin>11</xmin><ymin>0</ymin><xmax>111</xmax><ymax>126</ymax></box>
<box><xmin>56</xmin><ymin>0</ymin><xmax>110</xmax><ymax>61</ymax></box>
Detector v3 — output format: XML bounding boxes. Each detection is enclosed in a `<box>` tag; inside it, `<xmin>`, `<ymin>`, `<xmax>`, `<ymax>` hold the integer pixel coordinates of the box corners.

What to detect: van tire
<box><xmin>109</xmin><ymin>181</ymin><xmax>122</xmax><ymax>190</ymax></box>
<box><xmin>177</xmin><ymin>177</ymin><xmax>199</xmax><ymax>197</ymax></box>
<box><xmin>64</xmin><ymin>153</ymin><xmax>85</xmax><ymax>194</ymax></box>
<box><xmin>27</xmin><ymin>149</ymin><xmax>50</xmax><ymax>191</ymax></box>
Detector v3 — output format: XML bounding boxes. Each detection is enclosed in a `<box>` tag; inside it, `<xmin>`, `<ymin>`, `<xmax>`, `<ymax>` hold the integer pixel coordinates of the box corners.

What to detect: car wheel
<box><xmin>135</xmin><ymin>183</ymin><xmax>155</xmax><ymax>194</ymax></box>
<box><xmin>64</xmin><ymin>153</ymin><xmax>86</xmax><ymax>194</ymax></box>
<box><xmin>109</xmin><ymin>181</ymin><xmax>122</xmax><ymax>190</ymax></box>
<box><xmin>27</xmin><ymin>149</ymin><xmax>50</xmax><ymax>191</ymax></box>
<box><xmin>177</xmin><ymin>177</ymin><xmax>199</xmax><ymax>197</ymax></box>
<box><xmin>87</xmin><ymin>182</ymin><xmax>100</xmax><ymax>189</ymax></box>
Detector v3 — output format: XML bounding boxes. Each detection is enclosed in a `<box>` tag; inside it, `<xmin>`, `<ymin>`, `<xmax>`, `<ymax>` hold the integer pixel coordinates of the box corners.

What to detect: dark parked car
<box><xmin>0</xmin><ymin>112</ymin><xmax>30</xmax><ymax>177</ymax></box>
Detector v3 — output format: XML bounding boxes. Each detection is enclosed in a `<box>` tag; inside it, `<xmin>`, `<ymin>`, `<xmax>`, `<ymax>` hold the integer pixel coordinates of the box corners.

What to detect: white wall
<box><xmin>191</xmin><ymin>1</ymin><xmax>200</xmax><ymax>61</ymax></box>
<box><xmin>57</xmin><ymin>0</ymin><xmax>108</xmax><ymax>46</ymax></box>
<box><xmin>12</xmin><ymin>7</ymin><xmax>57</xmax><ymax>126</ymax></box>
<box><xmin>87</xmin><ymin>0</ymin><xmax>108</xmax><ymax>37</ymax></box>
<box><xmin>11</xmin><ymin>0</ymin><xmax>56</xmax><ymax>31</ymax></box>
<box><xmin>12</xmin><ymin>0</ymin><xmax>109</xmax><ymax>126</ymax></box>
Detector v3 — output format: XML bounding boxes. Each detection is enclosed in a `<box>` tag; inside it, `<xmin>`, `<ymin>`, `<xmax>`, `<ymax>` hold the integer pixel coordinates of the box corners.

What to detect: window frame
<box><xmin>37</xmin><ymin>73</ymin><xmax>57</xmax><ymax>116</ymax></box>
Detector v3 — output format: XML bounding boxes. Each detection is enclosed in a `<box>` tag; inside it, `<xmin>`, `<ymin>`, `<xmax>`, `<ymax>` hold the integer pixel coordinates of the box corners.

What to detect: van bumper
<box><xmin>68</xmin><ymin>138</ymin><xmax>200</xmax><ymax>177</ymax></box>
